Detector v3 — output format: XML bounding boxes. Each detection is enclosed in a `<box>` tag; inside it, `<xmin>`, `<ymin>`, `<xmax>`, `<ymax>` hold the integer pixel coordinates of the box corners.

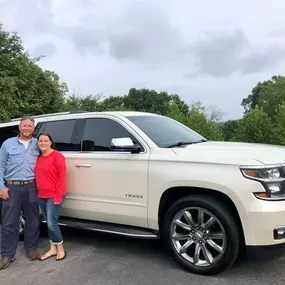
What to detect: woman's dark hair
<box><xmin>37</xmin><ymin>133</ymin><xmax>55</xmax><ymax>149</ymax></box>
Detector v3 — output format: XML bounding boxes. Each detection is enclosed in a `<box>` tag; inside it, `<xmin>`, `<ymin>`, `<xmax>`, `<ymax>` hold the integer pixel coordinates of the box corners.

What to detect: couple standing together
<box><xmin>0</xmin><ymin>116</ymin><xmax>67</xmax><ymax>270</ymax></box>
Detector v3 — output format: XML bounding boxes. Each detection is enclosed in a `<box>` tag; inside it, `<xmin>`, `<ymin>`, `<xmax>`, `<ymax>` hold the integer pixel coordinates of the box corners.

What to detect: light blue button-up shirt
<box><xmin>0</xmin><ymin>136</ymin><xmax>40</xmax><ymax>190</ymax></box>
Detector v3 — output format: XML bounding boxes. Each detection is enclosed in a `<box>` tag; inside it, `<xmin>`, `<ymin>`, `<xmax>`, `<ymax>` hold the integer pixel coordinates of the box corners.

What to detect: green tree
<box><xmin>0</xmin><ymin>23</ymin><xmax>68</xmax><ymax>121</ymax></box>
<box><xmin>185</xmin><ymin>108</ymin><xmax>224</xmax><ymax>141</ymax></box>
<box><xmin>241</xmin><ymin>75</ymin><xmax>285</xmax><ymax>119</ymax></box>
<box><xmin>63</xmin><ymin>93</ymin><xmax>104</xmax><ymax>112</ymax></box>
<box><xmin>99</xmin><ymin>95</ymin><xmax>130</xmax><ymax>111</ymax></box>
<box><xmin>167</xmin><ymin>103</ymin><xmax>187</xmax><ymax>124</ymax></box>
<box><xmin>123</xmin><ymin>88</ymin><xmax>171</xmax><ymax>115</ymax></box>
<box><xmin>169</xmin><ymin>94</ymin><xmax>189</xmax><ymax>116</ymax></box>
<box><xmin>0</xmin><ymin>23</ymin><xmax>24</xmax><ymax>54</ymax></box>
<box><xmin>241</xmin><ymin>79</ymin><xmax>271</xmax><ymax>114</ymax></box>
<box><xmin>99</xmin><ymin>88</ymin><xmax>189</xmax><ymax>115</ymax></box>
<box><xmin>272</xmin><ymin>104</ymin><xmax>285</xmax><ymax>145</ymax></box>
<box><xmin>0</xmin><ymin>76</ymin><xmax>18</xmax><ymax>122</ymax></box>
<box><xmin>232</xmin><ymin>106</ymin><xmax>273</xmax><ymax>144</ymax></box>
<box><xmin>220</xmin><ymin>120</ymin><xmax>239</xmax><ymax>141</ymax></box>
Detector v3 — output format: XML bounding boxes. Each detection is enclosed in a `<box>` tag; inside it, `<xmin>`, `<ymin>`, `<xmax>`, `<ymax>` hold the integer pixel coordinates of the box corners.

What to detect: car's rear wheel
<box><xmin>18</xmin><ymin>213</ymin><xmax>47</xmax><ymax>240</ymax></box>
<box><xmin>162</xmin><ymin>194</ymin><xmax>241</xmax><ymax>275</ymax></box>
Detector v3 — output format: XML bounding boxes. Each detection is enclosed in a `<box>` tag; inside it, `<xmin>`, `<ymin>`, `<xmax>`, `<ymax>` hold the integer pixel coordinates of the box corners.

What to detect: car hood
<box><xmin>171</xmin><ymin>141</ymin><xmax>285</xmax><ymax>166</ymax></box>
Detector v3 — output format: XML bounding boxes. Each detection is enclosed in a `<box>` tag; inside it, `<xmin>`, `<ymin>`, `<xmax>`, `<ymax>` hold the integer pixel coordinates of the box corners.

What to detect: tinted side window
<box><xmin>34</xmin><ymin>122</ymin><xmax>45</xmax><ymax>137</ymax></box>
<box><xmin>0</xmin><ymin>125</ymin><xmax>19</xmax><ymax>147</ymax></box>
<box><xmin>43</xmin><ymin>120</ymin><xmax>80</xmax><ymax>151</ymax></box>
<box><xmin>82</xmin><ymin>118</ymin><xmax>140</xmax><ymax>151</ymax></box>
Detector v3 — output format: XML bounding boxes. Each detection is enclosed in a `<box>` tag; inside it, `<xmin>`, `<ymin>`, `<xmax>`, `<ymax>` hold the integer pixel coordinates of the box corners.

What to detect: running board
<box><xmin>41</xmin><ymin>217</ymin><xmax>159</xmax><ymax>239</ymax></box>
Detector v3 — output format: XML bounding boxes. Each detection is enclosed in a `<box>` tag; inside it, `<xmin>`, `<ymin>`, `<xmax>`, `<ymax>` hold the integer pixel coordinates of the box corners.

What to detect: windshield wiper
<box><xmin>166</xmin><ymin>139</ymin><xmax>207</xmax><ymax>148</ymax></box>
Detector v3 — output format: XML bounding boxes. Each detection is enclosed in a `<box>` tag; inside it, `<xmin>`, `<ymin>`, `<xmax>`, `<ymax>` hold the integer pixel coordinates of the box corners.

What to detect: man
<box><xmin>0</xmin><ymin>116</ymin><xmax>41</xmax><ymax>270</ymax></box>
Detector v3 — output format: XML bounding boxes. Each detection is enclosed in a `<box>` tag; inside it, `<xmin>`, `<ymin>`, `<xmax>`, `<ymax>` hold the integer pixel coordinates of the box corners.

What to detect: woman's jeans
<box><xmin>38</xmin><ymin>196</ymin><xmax>65</xmax><ymax>244</ymax></box>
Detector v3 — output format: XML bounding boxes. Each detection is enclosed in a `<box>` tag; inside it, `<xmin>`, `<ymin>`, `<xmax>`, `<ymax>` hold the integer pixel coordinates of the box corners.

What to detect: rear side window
<box><xmin>82</xmin><ymin>118</ymin><xmax>142</xmax><ymax>151</ymax></box>
<box><xmin>34</xmin><ymin>122</ymin><xmax>45</xmax><ymax>137</ymax></box>
<box><xmin>0</xmin><ymin>125</ymin><xmax>19</xmax><ymax>147</ymax></box>
<box><xmin>40</xmin><ymin>119</ymin><xmax>80</xmax><ymax>151</ymax></box>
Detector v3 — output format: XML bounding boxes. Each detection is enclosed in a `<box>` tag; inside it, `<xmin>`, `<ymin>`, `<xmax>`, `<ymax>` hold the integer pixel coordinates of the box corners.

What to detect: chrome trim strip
<box><xmin>65</xmin><ymin>195</ymin><xmax>146</xmax><ymax>207</ymax></box>
<box><xmin>41</xmin><ymin>220</ymin><xmax>158</xmax><ymax>239</ymax></box>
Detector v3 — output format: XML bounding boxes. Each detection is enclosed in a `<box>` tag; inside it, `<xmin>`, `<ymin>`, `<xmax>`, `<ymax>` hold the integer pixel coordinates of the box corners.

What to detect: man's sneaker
<box><xmin>26</xmin><ymin>249</ymin><xmax>41</xmax><ymax>261</ymax></box>
<box><xmin>0</xmin><ymin>256</ymin><xmax>15</xmax><ymax>270</ymax></box>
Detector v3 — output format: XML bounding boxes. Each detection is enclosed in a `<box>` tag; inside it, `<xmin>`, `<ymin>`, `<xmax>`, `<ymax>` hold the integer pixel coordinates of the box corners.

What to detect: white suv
<box><xmin>1</xmin><ymin>111</ymin><xmax>285</xmax><ymax>275</ymax></box>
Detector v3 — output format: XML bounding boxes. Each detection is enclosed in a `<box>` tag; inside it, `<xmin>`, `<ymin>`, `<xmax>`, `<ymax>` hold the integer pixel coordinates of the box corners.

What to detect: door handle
<box><xmin>75</xmin><ymin>164</ymin><xmax>91</xmax><ymax>168</ymax></box>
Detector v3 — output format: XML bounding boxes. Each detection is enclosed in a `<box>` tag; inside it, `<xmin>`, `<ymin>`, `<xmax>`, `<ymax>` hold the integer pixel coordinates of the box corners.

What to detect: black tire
<box><xmin>162</xmin><ymin>194</ymin><xmax>241</xmax><ymax>275</ymax></box>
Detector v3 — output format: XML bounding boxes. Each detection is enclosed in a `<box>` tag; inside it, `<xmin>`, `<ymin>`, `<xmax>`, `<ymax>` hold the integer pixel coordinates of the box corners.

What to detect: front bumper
<box><xmin>230</xmin><ymin>190</ymin><xmax>285</xmax><ymax>246</ymax></box>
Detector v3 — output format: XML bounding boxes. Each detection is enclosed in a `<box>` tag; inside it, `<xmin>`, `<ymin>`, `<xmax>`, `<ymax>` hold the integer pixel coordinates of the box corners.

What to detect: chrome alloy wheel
<box><xmin>170</xmin><ymin>207</ymin><xmax>227</xmax><ymax>267</ymax></box>
<box><xmin>19</xmin><ymin>214</ymin><xmax>25</xmax><ymax>234</ymax></box>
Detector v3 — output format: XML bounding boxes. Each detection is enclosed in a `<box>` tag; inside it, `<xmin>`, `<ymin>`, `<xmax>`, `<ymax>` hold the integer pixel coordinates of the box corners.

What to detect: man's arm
<box><xmin>0</xmin><ymin>142</ymin><xmax>8</xmax><ymax>190</ymax></box>
<box><xmin>54</xmin><ymin>152</ymin><xmax>67</xmax><ymax>204</ymax></box>
<box><xmin>0</xmin><ymin>142</ymin><xmax>9</xmax><ymax>199</ymax></box>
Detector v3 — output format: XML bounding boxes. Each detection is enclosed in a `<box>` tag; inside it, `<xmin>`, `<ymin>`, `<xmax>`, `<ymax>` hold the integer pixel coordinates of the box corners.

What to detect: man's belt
<box><xmin>5</xmin><ymin>180</ymin><xmax>34</xmax><ymax>185</ymax></box>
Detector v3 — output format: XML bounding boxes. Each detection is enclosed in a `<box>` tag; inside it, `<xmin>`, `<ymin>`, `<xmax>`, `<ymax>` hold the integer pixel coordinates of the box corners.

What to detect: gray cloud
<box><xmin>191</xmin><ymin>29</ymin><xmax>285</xmax><ymax>77</ymax></box>
<box><xmin>4</xmin><ymin>0</ymin><xmax>282</xmax><ymax>78</ymax></box>
<box><xmin>69</xmin><ymin>26</ymin><xmax>103</xmax><ymax>55</ymax></box>
<box><xmin>191</xmin><ymin>30</ymin><xmax>248</xmax><ymax>77</ymax></box>
<box><xmin>56</xmin><ymin>1</ymin><xmax>185</xmax><ymax>67</ymax></box>
<box><xmin>32</xmin><ymin>42</ymin><xmax>57</xmax><ymax>57</ymax></box>
<box><xmin>268</xmin><ymin>29</ymin><xmax>285</xmax><ymax>38</ymax></box>
<box><xmin>106</xmin><ymin>2</ymin><xmax>183</xmax><ymax>64</ymax></box>
<box><xmin>0</xmin><ymin>0</ymin><xmax>56</xmax><ymax>36</ymax></box>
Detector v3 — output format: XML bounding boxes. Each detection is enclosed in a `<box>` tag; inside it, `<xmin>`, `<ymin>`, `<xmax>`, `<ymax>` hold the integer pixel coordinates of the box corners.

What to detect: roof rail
<box><xmin>6</xmin><ymin>111</ymin><xmax>88</xmax><ymax>122</ymax></box>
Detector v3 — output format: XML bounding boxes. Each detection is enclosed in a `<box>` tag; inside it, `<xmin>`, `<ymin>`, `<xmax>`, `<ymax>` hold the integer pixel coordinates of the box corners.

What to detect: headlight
<box><xmin>240</xmin><ymin>165</ymin><xmax>285</xmax><ymax>200</ymax></box>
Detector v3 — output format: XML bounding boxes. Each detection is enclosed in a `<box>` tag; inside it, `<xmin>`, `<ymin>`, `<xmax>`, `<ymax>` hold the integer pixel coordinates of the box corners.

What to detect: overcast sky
<box><xmin>1</xmin><ymin>0</ymin><xmax>285</xmax><ymax>120</ymax></box>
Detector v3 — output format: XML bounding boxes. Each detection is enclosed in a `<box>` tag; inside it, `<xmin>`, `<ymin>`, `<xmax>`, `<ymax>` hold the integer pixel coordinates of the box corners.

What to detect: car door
<box><xmin>62</xmin><ymin>115</ymin><xmax>151</xmax><ymax>228</ymax></box>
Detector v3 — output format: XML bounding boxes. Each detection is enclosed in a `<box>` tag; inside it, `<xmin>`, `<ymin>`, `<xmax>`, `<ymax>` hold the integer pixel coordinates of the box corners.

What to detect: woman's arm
<box><xmin>54</xmin><ymin>152</ymin><xmax>67</xmax><ymax>204</ymax></box>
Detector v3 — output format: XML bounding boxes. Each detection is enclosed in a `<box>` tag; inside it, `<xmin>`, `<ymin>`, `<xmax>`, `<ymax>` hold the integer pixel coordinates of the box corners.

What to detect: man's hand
<box><xmin>0</xmin><ymin>188</ymin><xmax>9</xmax><ymax>200</ymax></box>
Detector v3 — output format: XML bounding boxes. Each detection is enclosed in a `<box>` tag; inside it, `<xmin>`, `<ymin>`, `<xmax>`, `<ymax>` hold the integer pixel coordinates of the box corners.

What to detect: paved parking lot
<box><xmin>1</xmin><ymin>227</ymin><xmax>285</xmax><ymax>285</ymax></box>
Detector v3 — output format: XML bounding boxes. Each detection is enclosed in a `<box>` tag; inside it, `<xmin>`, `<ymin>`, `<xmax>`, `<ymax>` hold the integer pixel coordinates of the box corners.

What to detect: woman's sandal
<box><xmin>38</xmin><ymin>252</ymin><xmax>57</xmax><ymax>261</ymax></box>
<box><xmin>56</xmin><ymin>251</ymin><xmax>67</xmax><ymax>261</ymax></box>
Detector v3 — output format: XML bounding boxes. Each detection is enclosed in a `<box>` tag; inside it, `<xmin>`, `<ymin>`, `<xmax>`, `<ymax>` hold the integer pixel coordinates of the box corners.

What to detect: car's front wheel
<box><xmin>162</xmin><ymin>194</ymin><xmax>241</xmax><ymax>275</ymax></box>
<box><xmin>19</xmin><ymin>213</ymin><xmax>25</xmax><ymax>240</ymax></box>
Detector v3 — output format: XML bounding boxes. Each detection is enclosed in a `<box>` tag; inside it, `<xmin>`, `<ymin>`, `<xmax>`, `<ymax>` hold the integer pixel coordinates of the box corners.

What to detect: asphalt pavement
<box><xmin>1</xmin><ymin>227</ymin><xmax>285</xmax><ymax>285</ymax></box>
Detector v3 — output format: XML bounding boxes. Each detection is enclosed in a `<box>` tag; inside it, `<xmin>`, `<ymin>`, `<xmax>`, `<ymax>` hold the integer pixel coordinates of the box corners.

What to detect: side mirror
<box><xmin>111</xmin><ymin>137</ymin><xmax>141</xmax><ymax>153</ymax></box>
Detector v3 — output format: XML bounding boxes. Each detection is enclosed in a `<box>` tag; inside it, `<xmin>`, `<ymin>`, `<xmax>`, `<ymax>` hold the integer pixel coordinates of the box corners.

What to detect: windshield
<box><xmin>127</xmin><ymin>115</ymin><xmax>206</xmax><ymax>148</ymax></box>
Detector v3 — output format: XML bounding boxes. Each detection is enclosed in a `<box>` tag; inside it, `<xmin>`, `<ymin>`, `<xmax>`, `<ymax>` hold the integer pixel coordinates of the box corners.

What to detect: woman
<box><xmin>35</xmin><ymin>133</ymin><xmax>67</xmax><ymax>261</ymax></box>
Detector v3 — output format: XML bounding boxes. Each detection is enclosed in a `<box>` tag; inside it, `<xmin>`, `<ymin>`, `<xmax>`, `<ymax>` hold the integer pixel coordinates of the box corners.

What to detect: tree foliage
<box><xmin>0</xmin><ymin>24</ymin><xmax>67</xmax><ymax>121</ymax></box>
<box><xmin>232</xmin><ymin>106</ymin><xmax>273</xmax><ymax>144</ymax></box>
<box><xmin>63</xmin><ymin>93</ymin><xmax>104</xmax><ymax>112</ymax></box>
<box><xmin>185</xmin><ymin>107</ymin><xmax>224</xmax><ymax>141</ymax></box>
<box><xmin>272</xmin><ymin>104</ymin><xmax>285</xmax><ymax>145</ymax></box>
<box><xmin>241</xmin><ymin>75</ymin><xmax>285</xmax><ymax>119</ymax></box>
<box><xmin>220</xmin><ymin>120</ymin><xmax>239</xmax><ymax>141</ymax></box>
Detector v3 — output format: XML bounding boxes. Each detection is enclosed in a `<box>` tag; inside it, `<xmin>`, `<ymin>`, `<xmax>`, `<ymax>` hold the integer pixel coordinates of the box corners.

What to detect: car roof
<box><xmin>0</xmin><ymin>111</ymin><xmax>159</xmax><ymax>128</ymax></box>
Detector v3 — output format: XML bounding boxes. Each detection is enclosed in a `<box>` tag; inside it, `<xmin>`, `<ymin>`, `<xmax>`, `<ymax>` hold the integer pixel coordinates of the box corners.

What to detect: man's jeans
<box><xmin>38</xmin><ymin>196</ymin><xmax>65</xmax><ymax>244</ymax></box>
<box><xmin>1</xmin><ymin>180</ymin><xmax>40</xmax><ymax>257</ymax></box>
